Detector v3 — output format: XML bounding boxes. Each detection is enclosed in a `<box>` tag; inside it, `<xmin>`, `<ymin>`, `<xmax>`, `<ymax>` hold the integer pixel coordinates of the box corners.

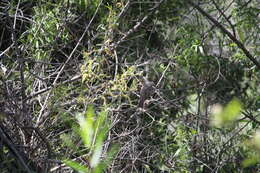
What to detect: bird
<box><xmin>138</xmin><ymin>77</ymin><xmax>155</xmax><ymax>108</ymax></box>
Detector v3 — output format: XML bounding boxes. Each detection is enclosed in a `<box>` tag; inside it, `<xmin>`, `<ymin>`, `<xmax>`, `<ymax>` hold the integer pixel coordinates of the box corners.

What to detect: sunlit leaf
<box><xmin>90</xmin><ymin>141</ymin><xmax>103</xmax><ymax>168</ymax></box>
<box><xmin>249</xmin><ymin>131</ymin><xmax>260</xmax><ymax>151</ymax></box>
<box><xmin>211</xmin><ymin>98</ymin><xmax>243</xmax><ymax>127</ymax></box>
<box><xmin>91</xmin><ymin>111</ymin><xmax>108</xmax><ymax>168</ymax></box>
<box><xmin>76</xmin><ymin>105</ymin><xmax>95</xmax><ymax>148</ymax></box>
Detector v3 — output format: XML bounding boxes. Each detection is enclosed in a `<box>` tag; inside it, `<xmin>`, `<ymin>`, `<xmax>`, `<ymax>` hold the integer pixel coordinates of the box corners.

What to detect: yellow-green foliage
<box><xmin>211</xmin><ymin>98</ymin><xmax>243</xmax><ymax>127</ymax></box>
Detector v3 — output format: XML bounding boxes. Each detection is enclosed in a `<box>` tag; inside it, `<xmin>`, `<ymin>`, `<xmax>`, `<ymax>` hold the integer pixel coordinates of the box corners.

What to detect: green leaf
<box><xmin>92</xmin><ymin>144</ymin><xmax>119</xmax><ymax>173</ymax></box>
<box><xmin>90</xmin><ymin>141</ymin><xmax>103</xmax><ymax>168</ymax></box>
<box><xmin>91</xmin><ymin>111</ymin><xmax>108</xmax><ymax>168</ymax></box>
<box><xmin>242</xmin><ymin>155</ymin><xmax>260</xmax><ymax>168</ymax></box>
<box><xmin>94</xmin><ymin>110</ymin><xmax>107</xmax><ymax>132</ymax></box>
<box><xmin>63</xmin><ymin>160</ymin><xmax>88</xmax><ymax>173</ymax></box>
<box><xmin>249</xmin><ymin>131</ymin><xmax>260</xmax><ymax>151</ymax></box>
<box><xmin>77</xmin><ymin>105</ymin><xmax>96</xmax><ymax>148</ymax></box>
<box><xmin>211</xmin><ymin>98</ymin><xmax>243</xmax><ymax>127</ymax></box>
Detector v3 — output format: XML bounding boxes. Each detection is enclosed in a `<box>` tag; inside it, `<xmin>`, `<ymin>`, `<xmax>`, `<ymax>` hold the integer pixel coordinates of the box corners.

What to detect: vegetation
<box><xmin>0</xmin><ymin>0</ymin><xmax>259</xmax><ymax>172</ymax></box>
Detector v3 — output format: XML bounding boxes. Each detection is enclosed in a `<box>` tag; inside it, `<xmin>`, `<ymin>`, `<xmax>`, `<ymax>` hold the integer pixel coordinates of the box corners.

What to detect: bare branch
<box><xmin>188</xmin><ymin>0</ymin><xmax>260</xmax><ymax>69</ymax></box>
